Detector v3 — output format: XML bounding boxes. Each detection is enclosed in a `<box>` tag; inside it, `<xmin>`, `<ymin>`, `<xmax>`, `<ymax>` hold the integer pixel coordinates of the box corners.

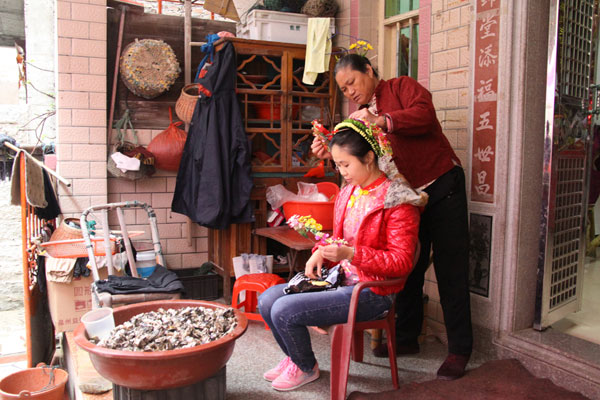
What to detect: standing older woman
<box><xmin>312</xmin><ymin>54</ymin><xmax>473</xmax><ymax>380</ymax></box>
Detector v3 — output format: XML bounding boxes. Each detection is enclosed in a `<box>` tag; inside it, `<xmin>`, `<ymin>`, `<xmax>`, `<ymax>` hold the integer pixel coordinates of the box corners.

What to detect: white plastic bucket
<box><xmin>135</xmin><ymin>250</ymin><xmax>156</xmax><ymax>277</ymax></box>
<box><xmin>81</xmin><ymin>307</ymin><xmax>114</xmax><ymax>341</ymax></box>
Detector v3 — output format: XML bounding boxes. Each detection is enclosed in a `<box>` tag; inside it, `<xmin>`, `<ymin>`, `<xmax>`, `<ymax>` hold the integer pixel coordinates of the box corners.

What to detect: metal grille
<box><xmin>558</xmin><ymin>0</ymin><xmax>593</xmax><ymax>101</ymax></box>
<box><xmin>549</xmin><ymin>152</ymin><xmax>585</xmax><ymax>310</ymax></box>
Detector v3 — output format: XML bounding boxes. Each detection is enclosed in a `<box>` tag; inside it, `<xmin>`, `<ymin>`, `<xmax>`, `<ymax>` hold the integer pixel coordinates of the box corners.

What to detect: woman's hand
<box><xmin>305</xmin><ymin>248</ymin><xmax>324</xmax><ymax>279</ymax></box>
<box><xmin>320</xmin><ymin>244</ymin><xmax>354</xmax><ymax>263</ymax></box>
<box><xmin>311</xmin><ymin>137</ymin><xmax>332</xmax><ymax>160</ymax></box>
<box><xmin>349</xmin><ymin>108</ymin><xmax>377</xmax><ymax>124</ymax></box>
<box><xmin>349</xmin><ymin>109</ymin><xmax>387</xmax><ymax>130</ymax></box>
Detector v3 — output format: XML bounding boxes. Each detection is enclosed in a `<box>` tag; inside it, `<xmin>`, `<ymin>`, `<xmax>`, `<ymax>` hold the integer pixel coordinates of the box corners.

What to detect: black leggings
<box><xmin>394</xmin><ymin>166</ymin><xmax>473</xmax><ymax>356</ymax></box>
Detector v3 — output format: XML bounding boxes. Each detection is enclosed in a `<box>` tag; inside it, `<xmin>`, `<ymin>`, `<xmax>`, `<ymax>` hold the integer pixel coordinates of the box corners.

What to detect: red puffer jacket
<box><xmin>330</xmin><ymin>177</ymin><xmax>425</xmax><ymax>296</ymax></box>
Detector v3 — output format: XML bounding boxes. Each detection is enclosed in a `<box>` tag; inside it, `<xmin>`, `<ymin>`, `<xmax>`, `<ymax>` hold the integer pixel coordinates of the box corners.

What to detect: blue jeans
<box><xmin>258</xmin><ymin>284</ymin><xmax>392</xmax><ymax>372</ymax></box>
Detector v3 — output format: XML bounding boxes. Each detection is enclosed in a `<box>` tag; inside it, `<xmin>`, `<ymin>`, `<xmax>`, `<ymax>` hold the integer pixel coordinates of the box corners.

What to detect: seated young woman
<box><xmin>257</xmin><ymin>118</ymin><xmax>427</xmax><ymax>392</ymax></box>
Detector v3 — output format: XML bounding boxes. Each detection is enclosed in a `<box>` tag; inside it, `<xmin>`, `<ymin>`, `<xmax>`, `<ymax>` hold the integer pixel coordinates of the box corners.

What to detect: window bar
<box><xmin>408</xmin><ymin>17</ymin><xmax>414</xmax><ymax>78</ymax></box>
<box><xmin>396</xmin><ymin>21</ymin><xmax>401</xmax><ymax>77</ymax></box>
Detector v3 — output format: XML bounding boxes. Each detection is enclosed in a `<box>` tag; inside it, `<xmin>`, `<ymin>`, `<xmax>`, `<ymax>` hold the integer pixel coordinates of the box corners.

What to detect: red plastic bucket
<box><xmin>282</xmin><ymin>182</ymin><xmax>340</xmax><ymax>231</ymax></box>
<box><xmin>0</xmin><ymin>366</ymin><xmax>68</xmax><ymax>400</ymax></box>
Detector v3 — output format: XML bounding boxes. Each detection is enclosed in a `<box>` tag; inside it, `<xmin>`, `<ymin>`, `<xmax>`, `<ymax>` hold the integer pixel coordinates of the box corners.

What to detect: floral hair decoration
<box><xmin>312</xmin><ymin>118</ymin><xmax>392</xmax><ymax>158</ymax></box>
<box><xmin>334</xmin><ymin>38</ymin><xmax>375</xmax><ymax>61</ymax></box>
<box><xmin>349</xmin><ymin>40</ymin><xmax>374</xmax><ymax>57</ymax></box>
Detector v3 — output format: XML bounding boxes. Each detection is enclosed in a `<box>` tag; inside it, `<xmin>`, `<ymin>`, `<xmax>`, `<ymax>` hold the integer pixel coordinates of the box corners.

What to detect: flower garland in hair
<box><xmin>333</xmin><ymin>118</ymin><xmax>392</xmax><ymax>158</ymax></box>
<box><xmin>287</xmin><ymin>215</ymin><xmax>347</xmax><ymax>247</ymax></box>
<box><xmin>334</xmin><ymin>38</ymin><xmax>375</xmax><ymax>61</ymax></box>
<box><xmin>311</xmin><ymin>118</ymin><xmax>392</xmax><ymax>158</ymax></box>
<box><xmin>349</xmin><ymin>40</ymin><xmax>374</xmax><ymax>57</ymax></box>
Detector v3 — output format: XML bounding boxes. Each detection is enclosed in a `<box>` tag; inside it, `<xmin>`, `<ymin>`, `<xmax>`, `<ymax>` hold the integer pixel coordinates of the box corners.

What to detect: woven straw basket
<box><xmin>175</xmin><ymin>84</ymin><xmax>201</xmax><ymax>124</ymax></box>
<box><xmin>44</xmin><ymin>218</ymin><xmax>117</xmax><ymax>258</ymax></box>
<box><xmin>49</xmin><ymin>218</ymin><xmax>83</xmax><ymax>242</ymax></box>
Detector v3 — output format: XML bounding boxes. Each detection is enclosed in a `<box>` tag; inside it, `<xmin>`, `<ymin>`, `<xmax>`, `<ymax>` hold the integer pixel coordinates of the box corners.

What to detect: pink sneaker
<box><xmin>271</xmin><ymin>360</ymin><xmax>319</xmax><ymax>391</ymax></box>
<box><xmin>263</xmin><ymin>356</ymin><xmax>291</xmax><ymax>381</ymax></box>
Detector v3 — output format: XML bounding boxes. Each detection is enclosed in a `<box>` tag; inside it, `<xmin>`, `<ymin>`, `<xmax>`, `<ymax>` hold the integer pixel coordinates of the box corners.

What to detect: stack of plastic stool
<box><xmin>231</xmin><ymin>273</ymin><xmax>285</xmax><ymax>330</ymax></box>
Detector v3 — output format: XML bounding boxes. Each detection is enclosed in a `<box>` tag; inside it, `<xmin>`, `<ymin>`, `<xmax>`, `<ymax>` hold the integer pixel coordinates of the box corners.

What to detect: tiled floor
<box><xmin>553</xmin><ymin>257</ymin><xmax>600</xmax><ymax>345</ymax></box>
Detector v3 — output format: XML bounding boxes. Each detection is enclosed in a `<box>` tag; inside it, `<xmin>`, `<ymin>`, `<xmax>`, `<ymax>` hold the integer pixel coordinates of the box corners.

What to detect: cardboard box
<box><xmin>46</xmin><ymin>268</ymin><xmax>110</xmax><ymax>333</ymax></box>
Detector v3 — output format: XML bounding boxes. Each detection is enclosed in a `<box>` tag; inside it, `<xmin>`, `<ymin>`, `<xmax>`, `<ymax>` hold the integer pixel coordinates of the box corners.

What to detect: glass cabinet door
<box><xmin>232</xmin><ymin>40</ymin><xmax>337</xmax><ymax>174</ymax></box>
<box><xmin>286</xmin><ymin>50</ymin><xmax>336</xmax><ymax>173</ymax></box>
<box><xmin>235</xmin><ymin>49</ymin><xmax>285</xmax><ymax>172</ymax></box>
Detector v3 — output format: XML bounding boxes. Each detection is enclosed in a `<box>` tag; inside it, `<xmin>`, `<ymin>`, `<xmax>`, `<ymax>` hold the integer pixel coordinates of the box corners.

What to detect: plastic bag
<box><xmin>266</xmin><ymin>183</ymin><xmax>328</xmax><ymax>209</ymax></box>
<box><xmin>284</xmin><ymin>265</ymin><xmax>343</xmax><ymax>294</ymax></box>
<box><xmin>107</xmin><ymin>141</ymin><xmax>156</xmax><ymax>180</ymax></box>
<box><xmin>232</xmin><ymin>253</ymin><xmax>273</xmax><ymax>278</ymax></box>
<box><xmin>108</xmin><ymin>109</ymin><xmax>156</xmax><ymax>180</ymax></box>
<box><xmin>266</xmin><ymin>185</ymin><xmax>300</xmax><ymax>209</ymax></box>
<box><xmin>147</xmin><ymin>107</ymin><xmax>187</xmax><ymax>171</ymax></box>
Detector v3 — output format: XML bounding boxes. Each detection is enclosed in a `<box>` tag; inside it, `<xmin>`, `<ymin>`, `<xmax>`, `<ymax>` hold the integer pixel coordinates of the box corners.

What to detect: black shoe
<box><xmin>436</xmin><ymin>353</ymin><xmax>470</xmax><ymax>380</ymax></box>
<box><xmin>372</xmin><ymin>342</ymin><xmax>420</xmax><ymax>358</ymax></box>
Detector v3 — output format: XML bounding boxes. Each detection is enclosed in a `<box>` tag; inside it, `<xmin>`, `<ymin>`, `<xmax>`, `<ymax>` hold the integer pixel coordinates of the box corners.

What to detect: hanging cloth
<box><xmin>34</xmin><ymin>169</ymin><xmax>61</xmax><ymax>220</ymax></box>
<box><xmin>10</xmin><ymin>150</ymin><xmax>47</xmax><ymax>208</ymax></box>
<box><xmin>302</xmin><ymin>18</ymin><xmax>332</xmax><ymax>85</ymax></box>
<box><xmin>194</xmin><ymin>33</ymin><xmax>222</xmax><ymax>81</ymax></box>
<box><xmin>172</xmin><ymin>41</ymin><xmax>254</xmax><ymax>229</ymax></box>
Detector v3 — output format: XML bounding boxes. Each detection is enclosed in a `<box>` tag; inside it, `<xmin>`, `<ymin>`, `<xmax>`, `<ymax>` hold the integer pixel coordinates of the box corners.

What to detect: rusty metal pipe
<box><xmin>108</xmin><ymin>6</ymin><xmax>127</xmax><ymax>146</ymax></box>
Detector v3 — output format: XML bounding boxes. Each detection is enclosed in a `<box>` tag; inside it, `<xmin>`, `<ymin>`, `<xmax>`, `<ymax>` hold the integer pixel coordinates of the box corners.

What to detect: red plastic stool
<box><xmin>231</xmin><ymin>273</ymin><xmax>285</xmax><ymax>330</ymax></box>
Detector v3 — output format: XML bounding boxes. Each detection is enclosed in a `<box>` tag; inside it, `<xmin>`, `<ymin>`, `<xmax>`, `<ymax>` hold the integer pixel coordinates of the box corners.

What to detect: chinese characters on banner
<box><xmin>471</xmin><ymin>0</ymin><xmax>500</xmax><ymax>202</ymax></box>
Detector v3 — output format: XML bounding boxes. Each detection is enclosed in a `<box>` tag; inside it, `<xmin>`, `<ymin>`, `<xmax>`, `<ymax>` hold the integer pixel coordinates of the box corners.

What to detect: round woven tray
<box><xmin>302</xmin><ymin>0</ymin><xmax>338</xmax><ymax>17</ymax></box>
<box><xmin>120</xmin><ymin>39</ymin><xmax>181</xmax><ymax>99</ymax></box>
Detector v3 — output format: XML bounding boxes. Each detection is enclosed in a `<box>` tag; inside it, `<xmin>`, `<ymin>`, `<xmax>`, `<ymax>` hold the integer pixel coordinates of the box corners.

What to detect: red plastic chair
<box><xmin>328</xmin><ymin>278</ymin><xmax>402</xmax><ymax>400</ymax></box>
<box><xmin>327</xmin><ymin>242</ymin><xmax>420</xmax><ymax>400</ymax></box>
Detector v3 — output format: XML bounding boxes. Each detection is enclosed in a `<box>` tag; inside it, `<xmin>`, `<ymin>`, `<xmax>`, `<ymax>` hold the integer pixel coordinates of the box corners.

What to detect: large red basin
<box><xmin>73</xmin><ymin>300</ymin><xmax>248</xmax><ymax>390</ymax></box>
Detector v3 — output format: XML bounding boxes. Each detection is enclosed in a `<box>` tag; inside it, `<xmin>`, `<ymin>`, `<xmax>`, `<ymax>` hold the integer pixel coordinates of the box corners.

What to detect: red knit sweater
<box><xmin>372</xmin><ymin>77</ymin><xmax>459</xmax><ymax>188</ymax></box>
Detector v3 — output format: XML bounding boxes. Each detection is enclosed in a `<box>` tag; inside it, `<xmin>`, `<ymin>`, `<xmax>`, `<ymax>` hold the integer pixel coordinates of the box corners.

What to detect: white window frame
<box><xmin>379</xmin><ymin>1</ymin><xmax>419</xmax><ymax>80</ymax></box>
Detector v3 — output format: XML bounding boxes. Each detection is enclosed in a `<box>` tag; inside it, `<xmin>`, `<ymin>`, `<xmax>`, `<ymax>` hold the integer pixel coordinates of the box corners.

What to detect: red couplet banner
<box><xmin>471</xmin><ymin>0</ymin><xmax>501</xmax><ymax>203</ymax></box>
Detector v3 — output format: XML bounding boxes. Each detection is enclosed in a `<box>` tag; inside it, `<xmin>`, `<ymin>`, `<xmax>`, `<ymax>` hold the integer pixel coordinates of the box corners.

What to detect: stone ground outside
<box><xmin>0</xmin><ymin>179</ymin><xmax>26</xmax><ymax>355</ymax></box>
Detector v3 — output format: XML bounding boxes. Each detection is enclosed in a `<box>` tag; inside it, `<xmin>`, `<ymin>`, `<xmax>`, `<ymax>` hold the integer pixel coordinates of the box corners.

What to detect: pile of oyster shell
<box><xmin>96</xmin><ymin>306</ymin><xmax>238</xmax><ymax>352</ymax></box>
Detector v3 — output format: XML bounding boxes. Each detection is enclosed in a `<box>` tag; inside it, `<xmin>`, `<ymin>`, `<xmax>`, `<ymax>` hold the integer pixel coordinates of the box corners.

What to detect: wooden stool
<box><xmin>231</xmin><ymin>273</ymin><xmax>285</xmax><ymax>330</ymax></box>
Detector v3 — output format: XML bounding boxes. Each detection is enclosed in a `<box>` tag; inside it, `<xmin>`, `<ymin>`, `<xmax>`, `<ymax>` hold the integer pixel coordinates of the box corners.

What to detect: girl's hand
<box><xmin>305</xmin><ymin>248</ymin><xmax>324</xmax><ymax>279</ymax></box>
<box><xmin>311</xmin><ymin>137</ymin><xmax>332</xmax><ymax>160</ymax></box>
<box><xmin>320</xmin><ymin>244</ymin><xmax>354</xmax><ymax>263</ymax></box>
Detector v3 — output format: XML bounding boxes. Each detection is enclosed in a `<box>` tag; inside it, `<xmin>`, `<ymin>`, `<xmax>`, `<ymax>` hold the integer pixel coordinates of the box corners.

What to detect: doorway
<box><xmin>536</xmin><ymin>0</ymin><xmax>600</xmax><ymax>347</ymax></box>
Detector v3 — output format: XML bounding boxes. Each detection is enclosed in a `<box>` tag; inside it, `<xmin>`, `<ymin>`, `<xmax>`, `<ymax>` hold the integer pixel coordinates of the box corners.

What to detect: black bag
<box><xmin>284</xmin><ymin>265</ymin><xmax>343</xmax><ymax>294</ymax></box>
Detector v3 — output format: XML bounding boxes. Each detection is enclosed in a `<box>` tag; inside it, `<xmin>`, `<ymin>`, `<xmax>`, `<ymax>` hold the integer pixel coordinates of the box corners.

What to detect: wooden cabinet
<box><xmin>209</xmin><ymin>38</ymin><xmax>339</xmax><ymax>298</ymax></box>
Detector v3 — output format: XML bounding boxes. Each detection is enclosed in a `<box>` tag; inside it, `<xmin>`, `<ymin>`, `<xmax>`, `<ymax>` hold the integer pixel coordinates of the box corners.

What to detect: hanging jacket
<box><xmin>371</xmin><ymin>77</ymin><xmax>460</xmax><ymax>188</ymax></box>
<box><xmin>172</xmin><ymin>41</ymin><xmax>254</xmax><ymax>229</ymax></box>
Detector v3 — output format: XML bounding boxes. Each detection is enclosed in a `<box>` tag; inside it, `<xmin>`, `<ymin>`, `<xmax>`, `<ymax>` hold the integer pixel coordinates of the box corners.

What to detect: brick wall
<box><xmin>106</xmin><ymin>129</ymin><xmax>209</xmax><ymax>270</ymax></box>
<box><xmin>55</xmin><ymin>0</ymin><xmax>208</xmax><ymax>270</ymax></box>
<box><xmin>335</xmin><ymin>0</ymin><xmax>380</xmax><ymax>119</ymax></box>
<box><xmin>56</xmin><ymin>0</ymin><xmax>109</xmax><ymax>214</ymax></box>
<box><xmin>423</xmin><ymin>0</ymin><xmax>472</xmax><ymax>342</ymax></box>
